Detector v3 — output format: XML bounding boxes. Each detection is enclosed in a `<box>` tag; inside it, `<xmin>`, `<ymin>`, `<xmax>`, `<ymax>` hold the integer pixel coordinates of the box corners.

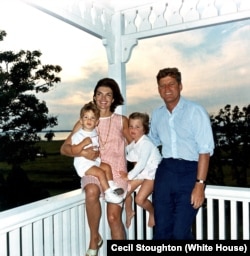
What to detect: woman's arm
<box><xmin>122</xmin><ymin>115</ymin><xmax>132</xmax><ymax>144</ymax></box>
<box><xmin>60</xmin><ymin>121</ymin><xmax>81</xmax><ymax>156</ymax></box>
<box><xmin>71</xmin><ymin>137</ymin><xmax>92</xmax><ymax>155</ymax></box>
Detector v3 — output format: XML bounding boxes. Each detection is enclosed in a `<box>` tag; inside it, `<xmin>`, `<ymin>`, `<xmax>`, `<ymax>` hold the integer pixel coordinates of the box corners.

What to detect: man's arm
<box><xmin>191</xmin><ymin>153</ymin><xmax>210</xmax><ymax>209</ymax></box>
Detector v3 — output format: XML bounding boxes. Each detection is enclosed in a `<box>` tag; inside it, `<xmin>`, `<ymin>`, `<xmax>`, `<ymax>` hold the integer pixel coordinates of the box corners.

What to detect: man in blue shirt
<box><xmin>149</xmin><ymin>67</ymin><xmax>214</xmax><ymax>239</ymax></box>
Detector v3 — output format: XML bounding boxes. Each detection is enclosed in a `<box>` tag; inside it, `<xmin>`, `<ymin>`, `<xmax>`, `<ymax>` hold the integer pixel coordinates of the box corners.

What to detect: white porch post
<box><xmin>102</xmin><ymin>12</ymin><xmax>138</xmax><ymax>115</ymax></box>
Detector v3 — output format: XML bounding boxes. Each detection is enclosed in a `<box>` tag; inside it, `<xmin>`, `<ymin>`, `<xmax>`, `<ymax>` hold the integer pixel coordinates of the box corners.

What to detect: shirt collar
<box><xmin>172</xmin><ymin>96</ymin><xmax>185</xmax><ymax>113</ymax></box>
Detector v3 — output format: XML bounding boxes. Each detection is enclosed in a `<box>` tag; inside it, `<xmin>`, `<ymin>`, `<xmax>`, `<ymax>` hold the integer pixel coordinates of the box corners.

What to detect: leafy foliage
<box><xmin>209</xmin><ymin>104</ymin><xmax>250</xmax><ymax>186</ymax></box>
<box><xmin>44</xmin><ymin>130</ymin><xmax>55</xmax><ymax>142</ymax></box>
<box><xmin>0</xmin><ymin>30</ymin><xmax>62</xmax><ymax>166</ymax></box>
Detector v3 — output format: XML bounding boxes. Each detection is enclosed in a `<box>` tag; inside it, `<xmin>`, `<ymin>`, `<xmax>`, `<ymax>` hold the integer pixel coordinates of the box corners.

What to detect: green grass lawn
<box><xmin>0</xmin><ymin>140</ymin><xmax>80</xmax><ymax>196</ymax></box>
<box><xmin>0</xmin><ymin>140</ymin><xmax>249</xmax><ymax>198</ymax></box>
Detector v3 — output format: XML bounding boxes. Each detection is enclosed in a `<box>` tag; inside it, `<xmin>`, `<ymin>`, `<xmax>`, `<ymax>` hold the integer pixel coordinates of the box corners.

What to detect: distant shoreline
<box><xmin>0</xmin><ymin>130</ymin><xmax>71</xmax><ymax>141</ymax></box>
<box><xmin>40</xmin><ymin>130</ymin><xmax>71</xmax><ymax>133</ymax></box>
<box><xmin>38</xmin><ymin>131</ymin><xmax>71</xmax><ymax>141</ymax></box>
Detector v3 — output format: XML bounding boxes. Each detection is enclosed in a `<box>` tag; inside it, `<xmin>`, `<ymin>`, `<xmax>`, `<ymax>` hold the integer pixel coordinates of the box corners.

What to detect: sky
<box><xmin>0</xmin><ymin>0</ymin><xmax>250</xmax><ymax>130</ymax></box>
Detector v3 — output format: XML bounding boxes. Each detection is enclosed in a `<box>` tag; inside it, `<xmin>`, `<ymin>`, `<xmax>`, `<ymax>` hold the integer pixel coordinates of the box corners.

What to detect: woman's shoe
<box><xmin>98</xmin><ymin>237</ymin><xmax>103</xmax><ymax>247</ymax></box>
<box><xmin>85</xmin><ymin>237</ymin><xmax>103</xmax><ymax>256</ymax></box>
<box><xmin>86</xmin><ymin>248</ymin><xmax>97</xmax><ymax>256</ymax></box>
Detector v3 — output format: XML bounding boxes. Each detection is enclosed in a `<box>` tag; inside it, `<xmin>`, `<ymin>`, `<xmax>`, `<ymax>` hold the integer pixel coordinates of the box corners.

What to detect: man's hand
<box><xmin>191</xmin><ymin>183</ymin><xmax>205</xmax><ymax>209</ymax></box>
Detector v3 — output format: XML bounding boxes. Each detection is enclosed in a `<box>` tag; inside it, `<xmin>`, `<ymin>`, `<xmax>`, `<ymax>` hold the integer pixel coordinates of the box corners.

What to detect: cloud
<box><xmin>0</xmin><ymin>1</ymin><xmax>106</xmax><ymax>81</ymax></box>
<box><xmin>1</xmin><ymin>1</ymin><xmax>249</xmax><ymax>130</ymax></box>
<box><xmin>0</xmin><ymin>1</ymin><xmax>109</xmax><ymax>129</ymax></box>
<box><xmin>126</xmin><ymin>20</ymin><xmax>250</xmax><ymax>118</ymax></box>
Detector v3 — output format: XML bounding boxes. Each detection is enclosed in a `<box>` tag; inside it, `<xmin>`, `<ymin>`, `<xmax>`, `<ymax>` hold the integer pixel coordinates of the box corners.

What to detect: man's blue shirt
<box><xmin>149</xmin><ymin>96</ymin><xmax>214</xmax><ymax>161</ymax></box>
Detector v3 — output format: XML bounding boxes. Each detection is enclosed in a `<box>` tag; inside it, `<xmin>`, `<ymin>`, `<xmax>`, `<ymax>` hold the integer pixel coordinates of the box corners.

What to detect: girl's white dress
<box><xmin>126</xmin><ymin>135</ymin><xmax>162</xmax><ymax>180</ymax></box>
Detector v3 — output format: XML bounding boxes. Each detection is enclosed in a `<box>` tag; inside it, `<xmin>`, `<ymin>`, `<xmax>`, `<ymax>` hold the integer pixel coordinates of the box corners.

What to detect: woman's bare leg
<box><xmin>84</xmin><ymin>184</ymin><xmax>102</xmax><ymax>251</ymax></box>
<box><xmin>107</xmin><ymin>203</ymin><xmax>125</xmax><ymax>239</ymax></box>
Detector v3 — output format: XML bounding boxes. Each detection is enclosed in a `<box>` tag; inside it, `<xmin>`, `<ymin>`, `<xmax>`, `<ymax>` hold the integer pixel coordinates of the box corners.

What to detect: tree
<box><xmin>44</xmin><ymin>130</ymin><xmax>55</xmax><ymax>142</ymax></box>
<box><xmin>0</xmin><ymin>30</ymin><xmax>62</xmax><ymax>167</ymax></box>
<box><xmin>209</xmin><ymin>104</ymin><xmax>250</xmax><ymax>187</ymax></box>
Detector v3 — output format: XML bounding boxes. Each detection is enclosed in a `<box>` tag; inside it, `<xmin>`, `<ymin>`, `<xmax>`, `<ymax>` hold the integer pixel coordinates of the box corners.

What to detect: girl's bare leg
<box><xmin>135</xmin><ymin>179</ymin><xmax>155</xmax><ymax>227</ymax></box>
<box><xmin>124</xmin><ymin>194</ymin><xmax>135</xmax><ymax>228</ymax></box>
<box><xmin>125</xmin><ymin>180</ymin><xmax>143</xmax><ymax>228</ymax></box>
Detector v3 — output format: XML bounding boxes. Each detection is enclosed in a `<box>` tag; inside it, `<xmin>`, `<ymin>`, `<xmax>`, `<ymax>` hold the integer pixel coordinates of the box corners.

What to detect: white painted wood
<box><xmin>218</xmin><ymin>199</ymin><xmax>226</xmax><ymax>240</ymax></box>
<box><xmin>242</xmin><ymin>201</ymin><xmax>250</xmax><ymax>239</ymax></box>
<box><xmin>207</xmin><ymin>198</ymin><xmax>214</xmax><ymax>239</ymax></box>
<box><xmin>33</xmin><ymin>220</ymin><xmax>43</xmax><ymax>255</ymax></box>
<box><xmin>44</xmin><ymin>216</ymin><xmax>54</xmax><ymax>256</ymax></box>
<box><xmin>230</xmin><ymin>200</ymin><xmax>238</xmax><ymax>239</ymax></box>
<box><xmin>0</xmin><ymin>186</ymin><xmax>250</xmax><ymax>255</ymax></box>
<box><xmin>2</xmin><ymin>4</ymin><xmax>250</xmax><ymax>254</ymax></box>
<box><xmin>195</xmin><ymin>207</ymin><xmax>203</xmax><ymax>239</ymax></box>
<box><xmin>21</xmin><ymin>224</ymin><xmax>33</xmax><ymax>256</ymax></box>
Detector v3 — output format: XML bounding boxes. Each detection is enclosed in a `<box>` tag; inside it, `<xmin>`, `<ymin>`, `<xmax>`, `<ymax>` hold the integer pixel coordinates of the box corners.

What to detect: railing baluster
<box><xmin>230</xmin><ymin>201</ymin><xmax>238</xmax><ymax>239</ymax></box>
<box><xmin>136</xmin><ymin>203</ymin><xmax>144</xmax><ymax>240</ymax></box>
<box><xmin>44</xmin><ymin>216</ymin><xmax>54</xmax><ymax>256</ymax></box>
<box><xmin>33</xmin><ymin>220</ymin><xmax>43</xmax><ymax>255</ymax></box>
<box><xmin>78</xmin><ymin>204</ymin><xmax>86</xmax><ymax>254</ymax></box>
<box><xmin>195</xmin><ymin>207</ymin><xmax>203</xmax><ymax>239</ymax></box>
<box><xmin>207</xmin><ymin>198</ymin><xmax>214</xmax><ymax>239</ymax></box>
<box><xmin>22</xmin><ymin>224</ymin><xmax>33</xmax><ymax>256</ymax></box>
<box><xmin>9</xmin><ymin>229</ymin><xmax>21</xmax><ymax>256</ymax></box>
<box><xmin>0</xmin><ymin>186</ymin><xmax>250</xmax><ymax>255</ymax></box>
<box><xmin>242</xmin><ymin>201</ymin><xmax>250</xmax><ymax>239</ymax></box>
<box><xmin>0</xmin><ymin>233</ymin><xmax>8</xmax><ymax>256</ymax></box>
<box><xmin>62</xmin><ymin>210</ymin><xmax>71</xmax><ymax>255</ymax></box>
<box><xmin>70</xmin><ymin>207</ymin><xmax>79</xmax><ymax>256</ymax></box>
<box><xmin>218</xmin><ymin>199</ymin><xmax>226</xmax><ymax>239</ymax></box>
<box><xmin>54</xmin><ymin>212</ymin><xmax>63</xmax><ymax>256</ymax></box>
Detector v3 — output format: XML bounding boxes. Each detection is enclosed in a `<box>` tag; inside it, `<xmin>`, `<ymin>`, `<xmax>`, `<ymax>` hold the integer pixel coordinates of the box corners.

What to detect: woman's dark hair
<box><xmin>93</xmin><ymin>78</ymin><xmax>124</xmax><ymax>113</ymax></box>
<box><xmin>129</xmin><ymin>112</ymin><xmax>150</xmax><ymax>134</ymax></box>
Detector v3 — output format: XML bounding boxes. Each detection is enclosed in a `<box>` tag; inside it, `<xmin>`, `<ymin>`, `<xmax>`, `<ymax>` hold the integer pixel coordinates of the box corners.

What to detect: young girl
<box><xmin>71</xmin><ymin>101</ymin><xmax>123</xmax><ymax>204</ymax></box>
<box><xmin>120</xmin><ymin>112</ymin><xmax>162</xmax><ymax>228</ymax></box>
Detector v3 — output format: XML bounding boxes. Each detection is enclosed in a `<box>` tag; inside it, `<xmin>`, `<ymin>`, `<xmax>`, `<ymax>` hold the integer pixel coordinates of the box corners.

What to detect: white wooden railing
<box><xmin>0</xmin><ymin>185</ymin><xmax>249</xmax><ymax>256</ymax></box>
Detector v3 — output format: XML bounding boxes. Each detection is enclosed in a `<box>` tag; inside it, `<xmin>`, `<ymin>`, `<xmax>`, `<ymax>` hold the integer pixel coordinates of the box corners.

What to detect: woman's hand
<box><xmin>80</xmin><ymin>146</ymin><xmax>100</xmax><ymax>160</ymax></box>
